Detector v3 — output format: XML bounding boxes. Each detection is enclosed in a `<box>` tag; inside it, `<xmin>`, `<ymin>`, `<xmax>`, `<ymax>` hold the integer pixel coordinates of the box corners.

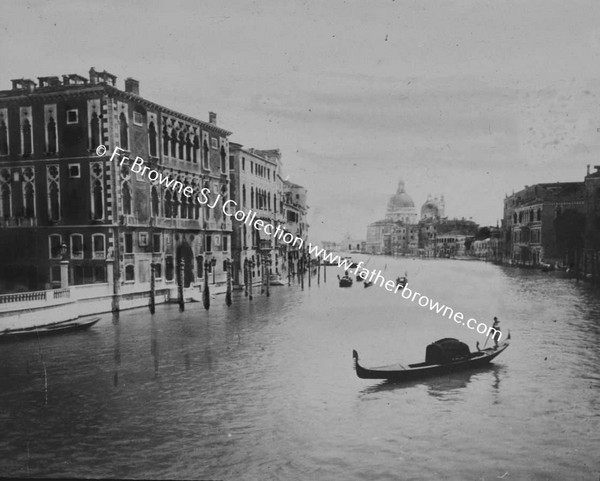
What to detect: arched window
<box><xmin>24</xmin><ymin>183</ymin><xmax>34</xmax><ymax>218</ymax></box>
<box><xmin>93</xmin><ymin>180</ymin><xmax>103</xmax><ymax>219</ymax></box>
<box><xmin>180</xmin><ymin>193</ymin><xmax>188</xmax><ymax>219</ymax></box>
<box><xmin>1</xmin><ymin>184</ymin><xmax>10</xmax><ymax>218</ymax></box>
<box><xmin>193</xmin><ymin>135</ymin><xmax>199</xmax><ymax>163</ymax></box>
<box><xmin>220</xmin><ymin>146</ymin><xmax>226</xmax><ymax>173</ymax></box>
<box><xmin>151</xmin><ymin>186</ymin><xmax>160</xmax><ymax>217</ymax></box>
<box><xmin>203</xmin><ymin>140</ymin><xmax>209</xmax><ymax>169</ymax></box>
<box><xmin>179</xmin><ymin>131</ymin><xmax>185</xmax><ymax>159</ymax></box>
<box><xmin>185</xmin><ymin>136</ymin><xmax>192</xmax><ymax>161</ymax></box>
<box><xmin>170</xmin><ymin>129</ymin><xmax>177</xmax><ymax>158</ymax></box>
<box><xmin>164</xmin><ymin>190</ymin><xmax>172</xmax><ymax>218</ymax></box>
<box><xmin>148</xmin><ymin>122</ymin><xmax>157</xmax><ymax>157</ymax></box>
<box><xmin>49</xmin><ymin>183</ymin><xmax>60</xmax><ymax>220</ymax></box>
<box><xmin>518</xmin><ymin>212</ymin><xmax>523</xmax><ymax>223</ymax></box>
<box><xmin>119</xmin><ymin>112</ymin><xmax>128</xmax><ymax>150</ymax></box>
<box><xmin>0</xmin><ymin>120</ymin><xmax>7</xmax><ymax>155</ymax></box>
<box><xmin>90</xmin><ymin>112</ymin><xmax>99</xmax><ymax>151</ymax></box>
<box><xmin>172</xmin><ymin>193</ymin><xmax>180</xmax><ymax>218</ymax></box>
<box><xmin>122</xmin><ymin>182</ymin><xmax>132</xmax><ymax>215</ymax></box>
<box><xmin>163</xmin><ymin>124</ymin><xmax>169</xmax><ymax>156</ymax></box>
<box><xmin>22</xmin><ymin>118</ymin><xmax>32</xmax><ymax>155</ymax></box>
<box><xmin>125</xmin><ymin>265</ymin><xmax>135</xmax><ymax>281</ymax></box>
<box><xmin>47</xmin><ymin>117</ymin><xmax>57</xmax><ymax>154</ymax></box>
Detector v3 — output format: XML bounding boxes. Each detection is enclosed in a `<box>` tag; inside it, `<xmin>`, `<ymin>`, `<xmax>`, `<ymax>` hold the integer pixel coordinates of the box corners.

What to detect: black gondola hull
<box><xmin>353</xmin><ymin>341</ymin><xmax>509</xmax><ymax>381</ymax></box>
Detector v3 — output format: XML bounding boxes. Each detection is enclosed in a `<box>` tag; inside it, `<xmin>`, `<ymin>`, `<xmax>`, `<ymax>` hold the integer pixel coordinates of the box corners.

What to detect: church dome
<box><xmin>387</xmin><ymin>180</ymin><xmax>415</xmax><ymax>211</ymax></box>
<box><xmin>421</xmin><ymin>201</ymin><xmax>439</xmax><ymax>217</ymax></box>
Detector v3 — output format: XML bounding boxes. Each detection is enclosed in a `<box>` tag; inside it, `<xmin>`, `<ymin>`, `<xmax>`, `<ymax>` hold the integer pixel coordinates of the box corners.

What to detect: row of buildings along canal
<box><xmin>0</xmin><ymin>68</ymin><xmax>308</xmax><ymax>322</ymax></box>
<box><xmin>365</xmin><ymin>174</ymin><xmax>598</xmax><ymax>279</ymax></box>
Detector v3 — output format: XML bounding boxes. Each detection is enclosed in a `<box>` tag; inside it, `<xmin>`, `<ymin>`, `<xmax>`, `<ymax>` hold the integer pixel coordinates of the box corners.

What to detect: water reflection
<box><xmin>112</xmin><ymin>311</ymin><xmax>120</xmax><ymax>388</ymax></box>
<box><xmin>359</xmin><ymin>364</ymin><xmax>501</xmax><ymax>399</ymax></box>
<box><xmin>150</xmin><ymin>315</ymin><xmax>159</xmax><ymax>377</ymax></box>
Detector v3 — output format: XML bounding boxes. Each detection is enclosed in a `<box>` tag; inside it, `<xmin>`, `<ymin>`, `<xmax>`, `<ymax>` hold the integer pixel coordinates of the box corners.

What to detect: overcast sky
<box><xmin>2</xmin><ymin>0</ymin><xmax>599</xmax><ymax>241</ymax></box>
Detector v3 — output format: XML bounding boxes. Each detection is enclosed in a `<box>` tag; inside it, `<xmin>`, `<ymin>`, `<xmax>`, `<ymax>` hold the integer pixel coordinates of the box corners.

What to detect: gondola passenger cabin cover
<box><xmin>425</xmin><ymin>338</ymin><xmax>471</xmax><ymax>364</ymax></box>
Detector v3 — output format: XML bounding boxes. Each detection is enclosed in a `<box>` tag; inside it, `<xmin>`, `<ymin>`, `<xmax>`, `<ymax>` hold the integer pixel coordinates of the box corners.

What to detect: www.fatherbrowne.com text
<box><xmin>96</xmin><ymin>145</ymin><xmax>501</xmax><ymax>341</ymax></box>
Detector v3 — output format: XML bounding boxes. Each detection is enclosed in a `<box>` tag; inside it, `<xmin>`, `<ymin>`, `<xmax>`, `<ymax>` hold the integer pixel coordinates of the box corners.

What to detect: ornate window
<box><xmin>119</xmin><ymin>112</ymin><xmax>129</xmax><ymax>150</ymax></box>
<box><xmin>47</xmin><ymin>165</ymin><xmax>60</xmax><ymax>221</ymax></box>
<box><xmin>122</xmin><ymin>181</ymin><xmax>132</xmax><ymax>215</ymax></box>
<box><xmin>170</xmin><ymin>128</ymin><xmax>177</xmax><ymax>158</ymax></box>
<box><xmin>178</xmin><ymin>131</ymin><xmax>185</xmax><ymax>159</ymax></box>
<box><xmin>90</xmin><ymin>162</ymin><xmax>104</xmax><ymax>220</ymax></box>
<box><xmin>163</xmin><ymin>124</ymin><xmax>169</xmax><ymax>156</ymax></box>
<box><xmin>148</xmin><ymin>122</ymin><xmax>157</xmax><ymax>157</ymax></box>
<box><xmin>151</xmin><ymin>185</ymin><xmax>160</xmax><ymax>217</ymax></box>
<box><xmin>193</xmin><ymin>134</ymin><xmax>199</xmax><ymax>163</ymax></box>
<box><xmin>90</xmin><ymin>112</ymin><xmax>100</xmax><ymax>151</ymax></box>
<box><xmin>22</xmin><ymin>118</ymin><xmax>32</xmax><ymax>156</ymax></box>
<box><xmin>202</xmin><ymin>140</ymin><xmax>209</xmax><ymax>169</ymax></box>
<box><xmin>164</xmin><ymin>190</ymin><xmax>172</xmax><ymax>218</ymax></box>
<box><xmin>220</xmin><ymin>146</ymin><xmax>226</xmax><ymax>173</ymax></box>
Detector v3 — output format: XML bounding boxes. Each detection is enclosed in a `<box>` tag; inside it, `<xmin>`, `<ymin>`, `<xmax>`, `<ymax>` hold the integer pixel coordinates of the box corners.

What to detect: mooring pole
<box><xmin>149</xmin><ymin>262</ymin><xmax>156</xmax><ymax>314</ymax></box>
<box><xmin>178</xmin><ymin>257</ymin><xmax>185</xmax><ymax>312</ymax></box>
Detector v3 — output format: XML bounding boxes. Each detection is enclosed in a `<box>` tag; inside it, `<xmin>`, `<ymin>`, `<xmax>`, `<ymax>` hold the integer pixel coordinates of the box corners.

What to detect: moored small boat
<box><xmin>338</xmin><ymin>275</ymin><xmax>353</xmax><ymax>287</ymax></box>
<box><xmin>363</xmin><ymin>281</ymin><xmax>373</xmax><ymax>288</ymax></box>
<box><xmin>0</xmin><ymin>317</ymin><xmax>101</xmax><ymax>342</ymax></box>
<box><xmin>353</xmin><ymin>333</ymin><xmax>510</xmax><ymax>382</ymax></box>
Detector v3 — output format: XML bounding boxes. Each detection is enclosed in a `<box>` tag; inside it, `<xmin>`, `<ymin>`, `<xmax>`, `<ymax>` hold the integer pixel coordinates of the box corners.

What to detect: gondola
<box><xmin>338</xmin><ymin>275</ymin><xmax>353</xmax><ymax>287</ymax></box>
<box><xmin>0</xmin><ymin>317</ymin><xmax>101</xmax><ymax>342</ymax></box>
<box><xmin>353</xmin><ymin>333</ymin><xmax>510</xmax><ymax>381</ymax></box>
<box><xmin>396</xmin><ymin>275</ymin><xmax>407</xmax><ymax>289</ymax></box>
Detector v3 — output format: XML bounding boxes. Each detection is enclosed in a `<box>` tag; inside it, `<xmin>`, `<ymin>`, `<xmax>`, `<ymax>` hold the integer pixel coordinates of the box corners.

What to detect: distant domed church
<box><xmin>385</xmin><ymin>180</ymin><xmax>418</xmax><ymax>224</ymax></box>
<box><xmin>421</xmin><ymin>194</ymin><xmax>445</xmax><ymax>221</ymax></box>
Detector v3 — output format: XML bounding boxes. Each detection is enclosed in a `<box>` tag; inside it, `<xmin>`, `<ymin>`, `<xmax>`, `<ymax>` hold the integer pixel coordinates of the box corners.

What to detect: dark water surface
<box><xmin>1</xmin><ymin>257</ymin><xmax>599</xmax><ymax>480</ymax></box>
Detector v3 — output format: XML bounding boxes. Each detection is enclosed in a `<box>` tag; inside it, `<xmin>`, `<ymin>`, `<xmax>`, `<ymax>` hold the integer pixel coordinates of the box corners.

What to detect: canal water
<box><xmin>0</xmin><ymin>256</ymin><xmax>598</xmax><ymax>480</ymax></box>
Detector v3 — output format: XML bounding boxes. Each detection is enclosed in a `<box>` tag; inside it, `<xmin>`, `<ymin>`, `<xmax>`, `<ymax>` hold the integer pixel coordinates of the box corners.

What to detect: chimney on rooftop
<box><xmin>89</xmin><ymin>67</ymin><xmax>98</xmax><ymax>84</ymax></box>
<box><xmin>11</xmin><ymin>79</ymin><xmax>36</xmax><ymax>92</ymax></box>
<box><xmin>124</xmin><ymin>78</ymin><xmax>139</xmax><ymax>95</ymax></box>
<box><xmin>209</xmin><ymin>112</ymin><xmax>217</xmax><ymax>125</ymax></box>
<box><xmin>587</xmin><ymin>164</ymin><xmax>591</xmax><ymax>175</ymax></box>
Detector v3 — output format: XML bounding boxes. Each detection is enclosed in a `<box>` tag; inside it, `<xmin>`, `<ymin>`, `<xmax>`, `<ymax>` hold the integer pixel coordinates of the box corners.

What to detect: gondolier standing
<box><xmin>492</xmin><ymin>317</ymin><xmax>501</xmax><ymax>348</ymax></box>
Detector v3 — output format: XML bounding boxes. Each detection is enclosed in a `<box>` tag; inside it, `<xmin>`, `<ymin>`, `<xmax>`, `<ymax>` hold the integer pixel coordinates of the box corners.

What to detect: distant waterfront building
<box><xmin>365</xmin><ymin>179</ymin><xmax>473</xmax><ymax>256</ymax></box>
<box><xmin>0</xmin><ymin>68</ymin><xmax>232</xmax><ymax>296</ymax></box>
<box><xmin>229</xmin><ymin>143</ymin><xmax>280</xmax><ymax>286</ymax></box>
<box><xmin>503</xmin><ymin>182</ymin><xmax>585</xmax><ymax>266</ymax></box>
<box><xmin>420</xmin><ymin>194</ymin><xmax>445</xmax><ymax>220</ymax></box>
